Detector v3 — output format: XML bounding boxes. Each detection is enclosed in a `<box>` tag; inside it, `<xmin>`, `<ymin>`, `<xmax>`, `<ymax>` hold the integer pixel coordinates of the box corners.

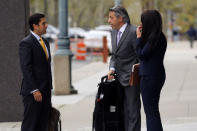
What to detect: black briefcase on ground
<box><xmin>92</xmin><ymin>75</ymin><xmax>125</xmax><ymax>131</ymax></box>
<box><xmin>48</xmin><ymin>107</ymin><xmax>62</xmax><ymax>131</ymax></box>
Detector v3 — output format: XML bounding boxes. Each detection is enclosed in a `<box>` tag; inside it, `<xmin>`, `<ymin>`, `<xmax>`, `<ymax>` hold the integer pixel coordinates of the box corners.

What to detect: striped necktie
<box><xmin>39</xmin><ymin>38</ymin><xmax>48</xmax><ymax>60</ymax></box>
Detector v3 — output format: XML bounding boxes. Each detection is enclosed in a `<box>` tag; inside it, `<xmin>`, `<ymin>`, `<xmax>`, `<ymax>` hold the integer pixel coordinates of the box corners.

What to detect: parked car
<box><xmin>95</xmin><ymin>25</ymin><xmax>112</xmax><ymax>32</ymax></box>
<box><xmin>44</xmin><ymin>25</ymin><xmax>88</xmax><ymax>42</ymax></box>
<box><xmin>83</xmin><ymin>30</ymin><xmax>112</xmax><ymax>54</ymax></box>
<box><xmin>69</xmin><ymin>27</ymin><xmax>86</xmax><ymax>38</ymax></box>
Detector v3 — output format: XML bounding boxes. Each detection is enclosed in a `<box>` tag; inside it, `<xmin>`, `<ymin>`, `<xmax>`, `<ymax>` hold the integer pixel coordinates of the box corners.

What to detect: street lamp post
<box><xmin>154</xmin><ymin>0</ymin><xmax>158</xmax><ymax>10</ymax></box>
<box><xmin>114</xmin><ymin>0</ymin><xmax>122</xmax><ymax>6</ymax></box>
<box><xmin>53</xmin><ymin>0</ymin><xmax>77</xmax><ymax>95</ymax></box>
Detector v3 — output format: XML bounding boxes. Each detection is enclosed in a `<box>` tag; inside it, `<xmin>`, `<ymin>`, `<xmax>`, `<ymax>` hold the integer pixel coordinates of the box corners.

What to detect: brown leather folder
<box><xmin>129</xmin><ymin>64</ymin><xmax>140</xmax><ymax>87</ymax></box>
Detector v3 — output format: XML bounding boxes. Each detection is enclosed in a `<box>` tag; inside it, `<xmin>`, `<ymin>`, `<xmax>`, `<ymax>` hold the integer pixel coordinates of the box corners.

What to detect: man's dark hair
<box><xmin>29</xmin><ymin>13</ymin><xmax>45</xmax><ymax>31</ymax></box>
<box><xmin>109</xmin><ymin>6</ymin><xmax>130</xmax><ymax>24</ymax></box>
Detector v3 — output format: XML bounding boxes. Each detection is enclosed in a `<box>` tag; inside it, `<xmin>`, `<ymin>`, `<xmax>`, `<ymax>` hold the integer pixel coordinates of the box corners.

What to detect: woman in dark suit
<box><xmin>136</xmin><ymin>10</ymin><xmax>167</xmax><ymax>131</ymax></box>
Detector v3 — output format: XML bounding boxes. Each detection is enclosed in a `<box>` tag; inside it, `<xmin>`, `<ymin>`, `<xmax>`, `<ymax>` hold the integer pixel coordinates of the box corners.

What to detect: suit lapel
<box><xmin>111</xmin><ymin>30</ymin><xmax>118</xmax><ymax>53</ymax></box>
<box><xmin>115</xmin><ymin>24</ymin><xmax>130</xmax><ymax>53</ymax></box>
<box><xmin>114</xmin><ymin>30</ymin><xmax>118</xmax><ymax>49</ymax></box>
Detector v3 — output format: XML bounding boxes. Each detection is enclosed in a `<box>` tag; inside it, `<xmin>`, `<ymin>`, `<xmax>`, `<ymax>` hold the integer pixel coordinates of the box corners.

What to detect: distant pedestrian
<box><xmin>136</xmin><ymin>10</ymin><xmax>167</xmax><ymax>131</ymax></box>
<box><xmin>19</xmin><ymin>13</ymin><xmax>52</xmax><ymax>131</ymax></box>
<box><xmin>186</xmin><ymin>25</ymin><xmax>196</xmax><ymax>48</ymax></box>
<box><xmin>108</xmin><ymin>6</ymin><xmax>141</xmax><ymax>131</ymax></box>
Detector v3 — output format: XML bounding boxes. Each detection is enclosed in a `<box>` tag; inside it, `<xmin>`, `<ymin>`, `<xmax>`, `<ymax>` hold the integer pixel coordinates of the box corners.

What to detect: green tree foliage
<box><xmin>126</xmin><ymin>0</ymin><xmax>197</xmax><ymax>33</ymax></box>
<box><xmin>30</xmin><ymin>0</ymin><xmax>58</xmax><ymax>26</ymax></box>
<box><xmin>123</xmin><ymin>0</ymin><xmax>142</xmax><ymax>25</ymax></box>
<box><xmin>176</xmin><ymin>0</ymin><xmax>197</xmax><ymax>31</ymax></box>
<box><xmin>69</xmin><ymin>0</ymin><xmax>114</xmax><ymax>28</ymax></box>
<box><xmin>30</xmin><ymin>0</ymin><xmax>197</xmax><ymax>31</ymax></box>
<box><xmin>141</xmin><ymin>0</ymin><xmax>197</xmax><ymax>32</ymax></box>
<box><xmin>30</xmin><ymin>0</ymin><xmax>114</xmax><ymax>28</ymax></box>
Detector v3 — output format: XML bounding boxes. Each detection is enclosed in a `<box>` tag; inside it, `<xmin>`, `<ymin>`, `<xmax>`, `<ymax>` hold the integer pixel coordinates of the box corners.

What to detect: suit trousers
<box><xmin>124</xmin><ymin>85</ymin><xmax>141</xmax><ymax>131</ymax></box>
<box><xmin>140</xmin><ymin>76</ymin><xmax>165</xmax><ymax>131</ymax></box>
<box><xmin>21</xmin><ymin>92</ymin><xmax>51</xmax><ymax>131</ymax></box>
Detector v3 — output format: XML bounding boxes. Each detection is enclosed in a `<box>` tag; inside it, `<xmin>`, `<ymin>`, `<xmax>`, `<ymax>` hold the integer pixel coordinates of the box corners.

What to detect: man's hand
<box><xmin>136</xmin><ymin>26</ymin><xmax>142</xmax><ymax>38</ymax></box>
<box><xmin>108</xmin><ymin>70</ymin><xmax>115</xmax><ymax>80</ymax></box>
<box><xmin>134</xmin><ymin>63</ymin><xmax>140</xmax><ymax>66</ymax></box>
<box><xmin>33</xmin><ymin>90</ymin><xmax>42</xmax><ymax>102</ymax></box>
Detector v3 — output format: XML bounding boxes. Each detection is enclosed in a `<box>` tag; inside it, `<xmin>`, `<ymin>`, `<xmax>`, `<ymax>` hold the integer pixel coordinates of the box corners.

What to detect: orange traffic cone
<box><xmin>76</xmin><ymin>41</ymin><xmax>86</xmax><ymax>60</ymax></box>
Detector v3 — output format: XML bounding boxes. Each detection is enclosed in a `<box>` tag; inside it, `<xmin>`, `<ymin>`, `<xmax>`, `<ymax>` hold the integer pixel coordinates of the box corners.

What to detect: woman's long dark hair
<box><xmin>140</xmin><ymin>10</ymin><xmax>163</xmax><ymax>48</ymax></box>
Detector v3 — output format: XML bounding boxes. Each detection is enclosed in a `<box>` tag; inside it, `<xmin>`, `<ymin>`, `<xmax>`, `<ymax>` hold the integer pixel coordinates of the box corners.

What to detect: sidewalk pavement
<box><xmin>1</xmin><ymin>40</ymin><xmax>197</xmax><ymax>131</ymax></box>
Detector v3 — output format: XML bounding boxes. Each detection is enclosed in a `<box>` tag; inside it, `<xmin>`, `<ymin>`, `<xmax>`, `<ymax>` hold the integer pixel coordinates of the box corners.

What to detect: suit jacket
<box><xmin>136</xmin><ymin>32</ymin><xmax>167</xmax><ymax>77</ymax></box>
<box><xmin>110</xmin><ymin>24</ymin><xmax>139</xmax><ymax>86</ymax></box>
<box><xmin>19</xmin><ymin>33</ymin><xmax>52</xmax><ymax>96</ymax></box>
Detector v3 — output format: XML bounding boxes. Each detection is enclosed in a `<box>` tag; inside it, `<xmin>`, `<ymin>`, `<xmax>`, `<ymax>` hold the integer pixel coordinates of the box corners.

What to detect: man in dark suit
<box><xmin>19</xmin><ymin>13</ymin><xmax>52</xmax><ymax>131</ymax></box>
<box><xmin>108</xmin><ymin>6</ymin><xmax>141</xmax><ymax>131</ymax></box>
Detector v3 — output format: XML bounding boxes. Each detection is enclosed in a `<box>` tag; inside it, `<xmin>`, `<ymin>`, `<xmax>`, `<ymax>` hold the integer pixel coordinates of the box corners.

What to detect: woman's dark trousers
<box><xmin>140</xmin><ymin>76</ymin><xmax>165</xmax><ymax>131</ymax></box>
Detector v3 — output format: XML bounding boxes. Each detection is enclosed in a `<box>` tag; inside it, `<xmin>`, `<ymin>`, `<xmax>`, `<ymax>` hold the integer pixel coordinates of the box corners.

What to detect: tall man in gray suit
<box><xmin>108</xmin><ymin>6</ymin><xmax>141</xmax><ymax>131</ymax></box>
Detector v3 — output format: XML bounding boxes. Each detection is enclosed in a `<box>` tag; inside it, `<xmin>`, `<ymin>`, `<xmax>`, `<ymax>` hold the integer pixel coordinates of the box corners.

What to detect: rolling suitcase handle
<box><xmin>101</xmin><ymin>74</ymin><xmax>118</xmax><ymax>83</ymax></box>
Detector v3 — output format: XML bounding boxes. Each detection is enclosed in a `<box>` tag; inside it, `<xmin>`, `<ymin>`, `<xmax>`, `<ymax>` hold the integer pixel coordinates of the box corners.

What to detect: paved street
<box><xmin>1</xmin><ymin>40</ymin><xmax>197</xmax><ymax>131</ymax></box>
